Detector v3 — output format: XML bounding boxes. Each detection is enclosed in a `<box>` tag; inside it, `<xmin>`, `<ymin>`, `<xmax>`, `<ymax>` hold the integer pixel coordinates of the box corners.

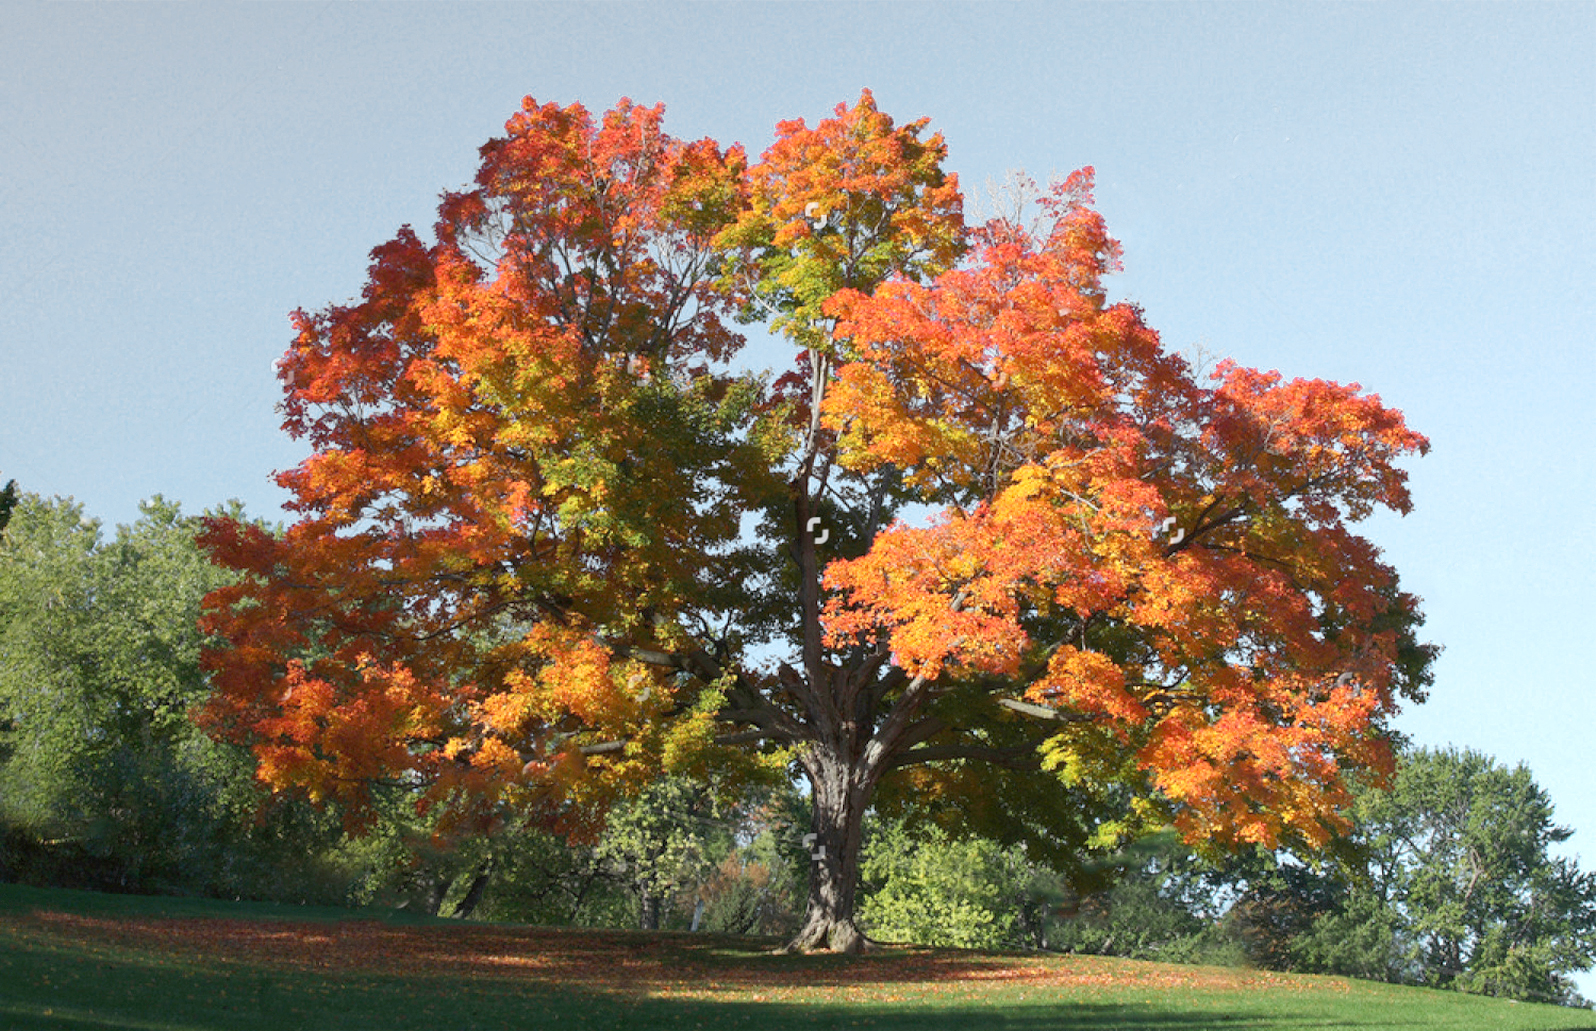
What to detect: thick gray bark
<box><xmin>787</xmin><ymin>749</ymin><xmax>875</xmax><ymax>953</ymax></box>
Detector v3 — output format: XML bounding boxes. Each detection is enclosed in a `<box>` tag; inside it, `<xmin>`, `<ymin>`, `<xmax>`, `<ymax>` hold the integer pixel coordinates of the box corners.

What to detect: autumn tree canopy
<box><xmin>198</xmin><ymin>91</ymin><xmax>1433</xmax><ymax>952</ymax></box>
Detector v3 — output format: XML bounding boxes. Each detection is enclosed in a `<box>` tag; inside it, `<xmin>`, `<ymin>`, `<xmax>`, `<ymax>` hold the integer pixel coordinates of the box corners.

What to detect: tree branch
<box><xmin>996</xmin><ymin>696</ymin><xmax>1092</xmax><ymax>722</ymax></box>
<box><xmin>886</xmin><ymin>738</ymin><xmax>1048</xmax><ymax>771</ymax></box>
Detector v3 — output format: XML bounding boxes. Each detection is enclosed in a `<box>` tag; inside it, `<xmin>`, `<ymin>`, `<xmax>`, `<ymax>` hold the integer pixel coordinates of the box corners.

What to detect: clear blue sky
<box><xmin>3</xmin><ymin>0</ymin><xmax>1593</xmax><ymax>967</ymax></box>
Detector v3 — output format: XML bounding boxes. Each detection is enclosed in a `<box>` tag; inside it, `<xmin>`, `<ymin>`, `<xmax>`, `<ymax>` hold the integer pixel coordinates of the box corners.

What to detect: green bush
<box><xmin>858</xmin><ymin>818</ymin><xmax>1031</xmax><ymax>949</ymax></box>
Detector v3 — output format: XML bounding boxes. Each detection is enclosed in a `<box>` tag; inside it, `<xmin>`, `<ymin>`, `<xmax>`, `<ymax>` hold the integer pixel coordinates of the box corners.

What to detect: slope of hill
<box><xmin>2</xmin><ymin>883</ymin><xmax>1593</xmax><ymax>1031</ymax></box>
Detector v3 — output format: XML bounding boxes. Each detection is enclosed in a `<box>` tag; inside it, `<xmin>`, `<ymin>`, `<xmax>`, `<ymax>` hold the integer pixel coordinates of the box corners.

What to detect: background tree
<box><xmin>691</xmin><ymin>781</ymin><xmax>809</xmax><ymax>936</ymax></box>
<box><xmin>0</xmin><ymin>477</ymin><xmax>17</xmax><ymax>533</ymax></box>
<box><xmin>0</xmin><ymin>494</ymin><xmax>342</xmax><ymax>898</ymax></box>
<box><xmin>594</xmin><ymin>776</ymin><xmax>725</xmax><ymax>930</ymax></box>
<box><xmin>353</xmin><ymin>774</ymin><xmax>807</xmax><ymax>933</ymax></box>
<box><xmin>1213</xmin><ymin>846</ymin><xmax>1348</xmax><ymax>971</ymax></box>
<box><xmin>1292</xmin><ymin>747</ymin><xmax>1596</xmax><ymax>1005</ymax></box>
<box><xmin>198</xmin><ymin>92</ymin><xmax>1434</xmax><ymax>953</ymax></box>
<box><xmin>1040</xmin><ymin>831</ymin><xmax>1243</xmax><ymax>964</ymax></box>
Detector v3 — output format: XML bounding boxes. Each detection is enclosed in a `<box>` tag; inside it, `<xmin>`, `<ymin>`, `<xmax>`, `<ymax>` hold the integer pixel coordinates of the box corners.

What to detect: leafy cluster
<box><xmin>0</xmin><ymin>494</ymin><xmax>343</xmax><ymax>898</ymax></box>
<box><xmin>191</xmin><ymin>91</ymin><xmax>1437</xmax><ymax>950</ymax></box>
<box><xmin>857</xmin><ymin>749</ymin><xmax>1596</xmax><ymax>1007</ymax></box>
<box><xmin>1290</xmin><ymin>748</ymin><xmax>1596</xmax><ymax>1005</ymax></box>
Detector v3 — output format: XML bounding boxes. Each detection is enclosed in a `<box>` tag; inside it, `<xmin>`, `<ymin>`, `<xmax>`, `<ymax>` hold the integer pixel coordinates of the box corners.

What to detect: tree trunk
<box><xmin>777</xmin><ymin>470</ymin><xmax>935</xmax><ymax>953</ymax></box>
<box><xmin>786</xmin><ymin>750</ymin><xmax>875</xmax><ymax>953</ymax></box>
<box><xmin>640</xmin><ymin>890</ymin><xmax>662</xmax><ymax>931</ymax></box>
<box><xmin>418</xmin><ymin>870</ymin><xmax>447</xmax><ymax>917</ymax></box>
<box><xmin>451</xmin><ymin>855</ymin><xmax>495</xmax><ymax>920</ymax></box>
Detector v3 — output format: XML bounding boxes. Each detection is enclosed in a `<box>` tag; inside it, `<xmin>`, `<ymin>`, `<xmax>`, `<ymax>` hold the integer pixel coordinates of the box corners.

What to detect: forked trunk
<box><xmin>786</xmin><ymin>751</ymin><xmax>874</xmax><ymax>953</ymax></box>
<box><xmin>781</xmin><ymin>469</ymin><xmax>919</xmax><ymax>953</ymax></box>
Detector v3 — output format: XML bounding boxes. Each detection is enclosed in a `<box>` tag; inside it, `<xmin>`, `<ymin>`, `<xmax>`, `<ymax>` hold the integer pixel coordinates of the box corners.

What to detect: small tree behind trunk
<box><xmin>640</xmin><ymin>890</ymin><xmax>662</xmax><ymax>931</ymax></box>
<box><xmin>451</xmin><ymin>855</ymin><xmax>495</xmax><ymax>920</ymax></box>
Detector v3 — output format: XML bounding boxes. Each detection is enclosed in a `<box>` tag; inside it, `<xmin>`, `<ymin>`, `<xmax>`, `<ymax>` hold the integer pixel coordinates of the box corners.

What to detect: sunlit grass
<box><xmin>3</xmin><ymin>883</ymin><xmax>1593</xmax><ymax>1030</ymax></box>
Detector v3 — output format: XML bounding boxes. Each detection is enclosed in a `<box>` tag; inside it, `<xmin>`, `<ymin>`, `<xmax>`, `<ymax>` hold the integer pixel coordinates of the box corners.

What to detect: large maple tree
<box><xmin>198</xmin><ymin>91</ymin><xmax>1433</xmax><ymax>952</ymax></box>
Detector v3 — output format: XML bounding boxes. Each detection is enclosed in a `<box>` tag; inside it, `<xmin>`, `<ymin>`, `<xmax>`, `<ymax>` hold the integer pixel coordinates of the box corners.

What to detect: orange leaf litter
<box><xmin>13</xmin><ymin>910</ymin><xmax>1350</xmax><ymax>1000</ymax></box>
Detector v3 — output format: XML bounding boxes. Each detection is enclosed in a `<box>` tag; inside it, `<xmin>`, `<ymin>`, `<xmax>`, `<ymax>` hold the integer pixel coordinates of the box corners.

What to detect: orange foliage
<box><xmin>815</xmin><ymin>169</ymin><xmax>1428</xmax><ymax>849</ymax></box>
<box><xmin>199</xmin><ymin>94</ymin><xmax>1431</xmax><ymax>864</ymax></box>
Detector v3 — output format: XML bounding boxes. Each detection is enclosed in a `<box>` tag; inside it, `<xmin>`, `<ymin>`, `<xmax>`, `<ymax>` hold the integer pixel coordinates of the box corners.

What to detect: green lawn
<box><xmin>2</xmin><ymin>883</ymin><xmax>1593</xmax><ymax>1031</ymax></box>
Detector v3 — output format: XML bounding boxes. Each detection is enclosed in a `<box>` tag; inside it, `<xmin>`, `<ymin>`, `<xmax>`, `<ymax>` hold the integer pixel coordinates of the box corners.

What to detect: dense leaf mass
<box><xmin>198</xmin><ymin>92</ymin><xmax>1433</xmax><ymax>949</ymax></box>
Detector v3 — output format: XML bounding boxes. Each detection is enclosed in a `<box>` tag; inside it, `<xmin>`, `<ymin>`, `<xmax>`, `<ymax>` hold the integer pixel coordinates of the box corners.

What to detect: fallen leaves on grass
<box><xmin>9</xmin><ymin>908</ymin><xmax>1350</xmax><ymax>1002</ymax></box>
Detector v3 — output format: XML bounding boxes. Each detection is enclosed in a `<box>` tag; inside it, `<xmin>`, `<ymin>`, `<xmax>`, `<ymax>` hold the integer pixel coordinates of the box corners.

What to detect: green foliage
<box><xmin>1291</xmin><ymin>888</ymin><xmax>1405</xmax><ymax>982</ymax></box>
<box><xmin>367</xmin><ymin>775</ymin><xmax>811</xmax><ymax>937</ymax></box>
<box><xmin>857</xmin><ymin>816</ymin><xmax>1033</xmax><ymax>949</ymax></box>
<box><xmin>468</xmin><ymin>827</ymin><xmax>631</xmax><ymax>927</ymax></box>
<box><xmin>595</xmin><ymin>777</ymin><xmax>727</xmax><ymax>929</ymax></box>
<box><xmin>1289</xmin><ymin>747</ymin><xmax>1596</xmax><ymax>1006</ymax></box>
<box><xmin>0</xmin><ymin>493</ymin><xmax>343</xmax><ymax>899</ymax></box>
<box><xmin>1044</xmin><ymin>833</ymin><xmax>1244</xmax><ymax>966</ymax></box>
<box><xmin>0</xmin><ymin>477</ymin><xmax>16</xmax><ymax>534</ymax></box>
<box><xmin>1230</xmin><ymin>872</ymin><xmax>1331</xmax><ymax>968</ymax></box>
<box><xmin>872</xmin><ymin>740</ymin><xmax>1148</xmax><ymax>889</ymax></box>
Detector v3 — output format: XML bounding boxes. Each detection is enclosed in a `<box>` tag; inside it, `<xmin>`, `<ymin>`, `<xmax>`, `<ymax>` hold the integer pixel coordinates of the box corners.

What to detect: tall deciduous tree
<box><xmin>198</xmin><ymin>92</ymin><xmax>1433</xmax><ymax>952</ymax></box>
<box><xmin>1294</xmin><ymin>747</ymin><xmax>1596</xmax><ymax>1005</ymax></box>
<box><xmin>594</xmin><ymin>776</ymin><xmax>724</xmax><ymax>931</ymax></box>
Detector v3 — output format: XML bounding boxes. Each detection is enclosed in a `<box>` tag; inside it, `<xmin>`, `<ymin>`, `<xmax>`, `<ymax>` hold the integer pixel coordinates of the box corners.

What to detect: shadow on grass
<box><xmin>0</xmin><ymin>944</ymin><xmax>1283</xmax><ymax>1031</ymax></box>
<box><xmin>4</xmin><ymin>884</ymin><xmax>1594</xmax><ymax>1031</ymax></box>
<box><xmin>3</xmin><ymin>901</ymin><xmax>1305</xmax><ymax>996</ymax></box>
<box><xmin>0</xmin><ymin>909</ymin><xmax>1297</xmax><ymax>1031</ymax></box>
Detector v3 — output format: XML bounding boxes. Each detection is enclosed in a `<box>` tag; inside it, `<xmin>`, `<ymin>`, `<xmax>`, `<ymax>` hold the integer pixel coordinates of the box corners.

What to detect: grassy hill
<box><xmin>2</xmin><ymin>883</ymin><xmax>1593</xmax><ymax>1031</ymax></box>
